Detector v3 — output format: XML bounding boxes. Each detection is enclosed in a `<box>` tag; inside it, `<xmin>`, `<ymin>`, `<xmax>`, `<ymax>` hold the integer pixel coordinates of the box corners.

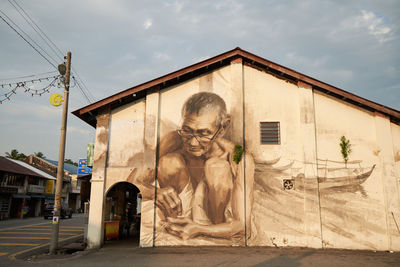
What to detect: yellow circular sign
<box><xmin>49</xmin><ymin>93</ymin><xmax>63</xmax><ymax>106</ymax></box>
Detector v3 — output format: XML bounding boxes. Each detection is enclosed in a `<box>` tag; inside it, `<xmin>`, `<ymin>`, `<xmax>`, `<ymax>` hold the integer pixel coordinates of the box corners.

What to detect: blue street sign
<box><xmin>78</xmin><ymin>158</ymin><xmax>87</xmax><ymax>168</ymax></box>
<box><xmin>78</xmin><ymin>166</ymin><xmax>92</xmax><ymax>176</ymax></box>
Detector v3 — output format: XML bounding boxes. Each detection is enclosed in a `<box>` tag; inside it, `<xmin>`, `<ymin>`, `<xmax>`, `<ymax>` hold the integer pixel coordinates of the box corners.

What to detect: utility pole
<box><xmin>50</xmin><ymin>52</ymin><xmax>71</xmax><ymax>254</ymax></box>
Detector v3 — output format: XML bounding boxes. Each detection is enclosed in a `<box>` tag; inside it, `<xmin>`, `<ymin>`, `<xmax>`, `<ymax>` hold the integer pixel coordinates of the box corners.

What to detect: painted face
<box><xmin>179</xmin><ymin>111</ymin><xmax>220</xmax><ymax>157</ymax></box>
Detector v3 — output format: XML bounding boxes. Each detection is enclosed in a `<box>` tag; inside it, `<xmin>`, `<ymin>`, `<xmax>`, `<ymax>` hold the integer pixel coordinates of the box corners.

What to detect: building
<box><xmin>73</xmin><ymin>48</ymin><xmax>400</xmax><ymax>251</ymax></box>
<box><xmin>0</xmin><ymin>156</ymin><xmax>56</xmax><ymax>219</ymax></box>
<box><xmin>41</xmin><ymin>158</ymin><xmax>82</xmax><ymax>213</ymax></box>
<box><xmin>23</xmin><ymin>155</ymin><xmax>79</xmax><ymax>212</ymax></box>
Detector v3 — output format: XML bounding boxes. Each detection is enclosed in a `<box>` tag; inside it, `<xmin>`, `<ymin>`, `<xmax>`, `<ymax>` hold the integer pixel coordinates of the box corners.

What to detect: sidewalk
<box><xmin>24</xmin><ymin>240</ymin><xmax>400</xmax><ymax>267</ymax></box>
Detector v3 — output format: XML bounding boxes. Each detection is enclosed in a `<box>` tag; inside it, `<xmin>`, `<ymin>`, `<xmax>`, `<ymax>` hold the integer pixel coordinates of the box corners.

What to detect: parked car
<box><xmin>43</xmin><ymin>202</ymin><xmax>72</xmax><ymax>219</ymax></box>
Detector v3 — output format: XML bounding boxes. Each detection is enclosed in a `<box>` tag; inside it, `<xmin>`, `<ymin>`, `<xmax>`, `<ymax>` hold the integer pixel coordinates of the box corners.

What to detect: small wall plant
<box><xmin>339</xmin><ymin>136</ymin><xmax>352</xmax><ymax>166</ymax></box>
<box><xmin>233</xmin><ymin>144</ymin><xmax>244</xmax><ymax>164</ymax></box>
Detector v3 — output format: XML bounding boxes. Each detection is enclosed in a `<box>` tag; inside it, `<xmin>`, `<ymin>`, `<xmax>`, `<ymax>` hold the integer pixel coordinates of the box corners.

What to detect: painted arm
<box><xmin>166</xmin><ymin>153</ymin><xmax>255</xmax><ymax>240</ymax></box>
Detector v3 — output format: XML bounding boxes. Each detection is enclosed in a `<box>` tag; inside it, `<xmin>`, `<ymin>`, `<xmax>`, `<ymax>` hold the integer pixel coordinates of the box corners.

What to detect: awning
<box><xmin>12</xmin><ymin>194</ymin><xmax>31</xmax><ymax>199</ymax></box>
<box><xmin>30</xmin><ymin>195</ymin><xmax>46</xmax><ymax>198</ymax></box>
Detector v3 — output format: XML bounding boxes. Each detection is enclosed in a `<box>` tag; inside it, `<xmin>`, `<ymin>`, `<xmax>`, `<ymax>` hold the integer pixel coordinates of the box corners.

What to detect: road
<box><xmin>0</xmin><ymin>214</ymin><xmax>399</xmax><ymax>267</ymax></box>
<box><xmin>0</xmin><ymin>213</ymin><xmax>84</xmax><ymax>264</ymax></box>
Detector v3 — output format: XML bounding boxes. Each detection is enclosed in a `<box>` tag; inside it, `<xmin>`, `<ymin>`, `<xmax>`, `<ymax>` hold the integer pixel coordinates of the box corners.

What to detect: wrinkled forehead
<box><xmin>181</xmin><ymin>111</ymin><xmax>219</xmax><ymax>130</ymax></box>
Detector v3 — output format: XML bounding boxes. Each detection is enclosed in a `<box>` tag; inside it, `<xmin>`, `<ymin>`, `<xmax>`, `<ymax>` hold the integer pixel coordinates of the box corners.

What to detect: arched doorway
<box><xmin>104</xmin><ymin>182</ymin><xmax>141</xmax><ymax>244</ymax></box>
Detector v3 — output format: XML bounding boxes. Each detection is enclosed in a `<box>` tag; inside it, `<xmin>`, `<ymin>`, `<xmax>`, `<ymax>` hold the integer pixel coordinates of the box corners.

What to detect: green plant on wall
<box><xmin>233</xmin><ymin>144</ymin><xmax>243</xmax><ymax>164</ymax></box>
<box><xmin>339</xmin><ymin>136</ymin><xmax>352</xmax><ymax>166</ymax></box>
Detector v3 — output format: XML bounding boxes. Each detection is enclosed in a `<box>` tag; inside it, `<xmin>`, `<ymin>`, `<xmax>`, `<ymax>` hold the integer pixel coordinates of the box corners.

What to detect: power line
<box><xmin>0</xmin><ymin>70</ymin><xmax>58</xmax><ymax>82</ymax></box>
<box><xmin>8</xmin><ymin>0</ymin><xmax>64</xmax><ymax>61</ymax></box>
<box><xmin>0</xmin><ymin>8</ymin><xmax>59</xmax><ymax>66</ymax></box>
<box><xmin>2</xmin><ymin>2</ymin><xmax>95</xmax><ymax>103</ymax></box>
<box><xmin>72</xmin><ymin>76</ymin><xmax>92</xmax><ymax>104</ymax></box>
<box><xmin>72</xmin><ymin>69</ymin><xmax>96</xmax><ymax>102</ymax></box>
<box><xmin>0</xmin><ymin>75</ymin><xmax>60</xmax><ymax>88</ymax></box>
<box><xmin>9</xmin><ymin>0</ymin><xmax>95</xmax><ymax>103</ymax></box>
<box><xmin>0</xmin><ymin>9</ymin><xmax>57</xmax><ymax>69</ymax></box>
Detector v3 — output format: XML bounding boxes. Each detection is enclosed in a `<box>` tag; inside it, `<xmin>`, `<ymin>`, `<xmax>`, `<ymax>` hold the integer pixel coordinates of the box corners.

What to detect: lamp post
<box><xmin>50</xmin><ymin>52</ymin><xmax>71</xmax><ymax>254</ymax></box>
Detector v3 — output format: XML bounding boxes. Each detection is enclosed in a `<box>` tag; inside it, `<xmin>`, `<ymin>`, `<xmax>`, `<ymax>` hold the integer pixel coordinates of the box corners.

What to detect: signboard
<box><xmin>45</xmin><ymin>180</ymin><xmax>54</xmax><ymax>195</ymax></box>
<box><xmin>78</xmin><ymin>158</ymin><xmax>92</xmax><ymax>176</ymax></box>
<box><xmin>0</xmin><ymin>187</ymin><xmax>18</xmax><ymax>194</ymax></box>
<box><xmin>78</xmin><ymin>167</ymin><xmax>92</xmax><ymax>175</ymax></box>
<box><xmin>78</xmin><ymin>158</ymin><xmax>87</xmax><ymax>168</ymax></box>
<box><xmin>87</xmin><ymin>143</ymin><xmax>94</xmax><ymax>167</ymax></box>
<box><xmin>105</xmin><ymin>221</ymin><xmax>119</xmax><ymax>240</ymax></box>
<box><xmin>28</xmin><ymin>185</ymin><xmax>45</xmax><ymax>194</ymax></box>
<box><xmin>70</xmin><ymin>177</ymin><xmax>81</xmax><ymax>193</ymax></box>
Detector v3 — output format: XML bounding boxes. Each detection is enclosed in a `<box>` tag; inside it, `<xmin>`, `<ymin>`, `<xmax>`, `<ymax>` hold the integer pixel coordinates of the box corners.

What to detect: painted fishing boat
<box><xmin>316</xmin><ymin>164</ymin><xmax>375</xmax><ymax>189</ymax></box>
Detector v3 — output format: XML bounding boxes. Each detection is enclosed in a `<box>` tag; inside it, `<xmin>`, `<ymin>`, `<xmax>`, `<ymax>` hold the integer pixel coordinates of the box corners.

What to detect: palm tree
<box><xmin>34</xmin><ymin>152</ymin><xmax>46</xmax><ymax>159</ymax></box>
<box><xmin>5</xmin><ymin>149</ymin><xmax>27</xmax><ymax>160</ymax></box>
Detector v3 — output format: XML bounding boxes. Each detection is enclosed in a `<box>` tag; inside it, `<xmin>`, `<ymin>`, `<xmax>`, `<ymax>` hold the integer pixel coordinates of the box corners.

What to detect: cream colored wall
<box><xmin>244</xmin><ymin>66</ymin><xmax>313</xmax><ymax>247</ymax></box>
<box><xmin>314</xmin><ymin>92</ymin><xmax>399</xmax><ymax>251</ymax></box>
<box><xmin>105</xmin><ymin>99</ymin><xmax>145</xmax><ymax>192</ymax></box>
<box><xmin>392</xmin><ymin>122</ymin><xmax>400</xmax><ymax>192</ymax></box>
<box><xmin>89</xmin><ymin>61</ymin><xmax>400</xmax><ymax>250</ymax></box>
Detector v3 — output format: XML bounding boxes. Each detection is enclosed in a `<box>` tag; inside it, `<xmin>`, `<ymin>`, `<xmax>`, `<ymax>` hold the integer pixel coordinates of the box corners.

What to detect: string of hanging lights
<box><xmin>0</xmin><ymin>74</ymin><xmax>76</xmax><ymax>104</ymax></box>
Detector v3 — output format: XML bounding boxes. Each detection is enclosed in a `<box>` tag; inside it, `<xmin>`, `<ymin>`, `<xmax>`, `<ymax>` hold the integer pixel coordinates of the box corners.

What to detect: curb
<box><xmin>8</xmin><ymin>234</ymin><xmax>84</xmax><ymax>260</ymax></box>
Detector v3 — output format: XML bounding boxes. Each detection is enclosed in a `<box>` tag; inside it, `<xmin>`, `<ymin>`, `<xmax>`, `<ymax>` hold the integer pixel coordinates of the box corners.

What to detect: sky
<box><xmin>0</xmin><ymin>0</ymin><xmax>399</xmax><ymax>162</ymax></box>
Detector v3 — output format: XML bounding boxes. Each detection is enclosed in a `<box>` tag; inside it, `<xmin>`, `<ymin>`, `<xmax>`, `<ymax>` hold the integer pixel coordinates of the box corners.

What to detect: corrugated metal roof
<box><xmin>0</xmin><ymin>156</ymin><xmax>40</xmax><ymax>177</ymax></box>
<box><xmin>8</xmin><ymin>158</ymin><xmax>56</xmax><ymax>180</ymax></box>
<box><xmin>0</xmin><ymin>156</ymin><xmax>56</xmax><ymax>180</ymax></box>
<box><xmin>43</xmin><ymin>159</ymin><xmax>78</xmax><ymax>174</ymax></box>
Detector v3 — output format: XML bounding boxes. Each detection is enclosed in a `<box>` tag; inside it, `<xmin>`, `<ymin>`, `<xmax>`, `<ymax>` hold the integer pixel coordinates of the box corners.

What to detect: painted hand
<box><xmin>165</xmin><ymin>217</ymin><xmax>199</xmax><ymax>240</ymax></box>
<box><xmin>156</xmin><ymin>187</ymin><xmax>182</xmax><ymax>218</ymax></box>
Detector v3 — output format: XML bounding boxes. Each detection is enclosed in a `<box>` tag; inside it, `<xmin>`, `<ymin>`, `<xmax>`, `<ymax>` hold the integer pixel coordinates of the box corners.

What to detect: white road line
<box><xmin>0</xmin><ymin>222</ymin><xmax>50</xmax><ymax>231</ymax></box>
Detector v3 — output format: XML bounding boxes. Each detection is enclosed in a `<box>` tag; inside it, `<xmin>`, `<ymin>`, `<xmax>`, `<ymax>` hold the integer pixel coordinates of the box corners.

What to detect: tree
<box><xmin>5</xmin><ymin>149</ymin><xmax>26</xmax><ymax>160</ymax></box>
<box><xmin>339</xmin><ymin>136</ymin><xmax>352</xmax><ymax>166</ymax></box>
<box><xmin>34</xmin><ymin>152</ymin><xmax>46</xmax><ymax>159</ymax></box>
<box><xmin>64</xmin><ymin>158</ymin><xmax>78</xmax><ymax>167</ymax></box>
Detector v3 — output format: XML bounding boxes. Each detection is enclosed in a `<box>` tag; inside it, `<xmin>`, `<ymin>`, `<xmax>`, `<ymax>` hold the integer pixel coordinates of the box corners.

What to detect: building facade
<box><xmin>0</xmin><ymin>156</ymin><xmax>56</xmax><ymax>219</ymax></box>
<box><xmin>74</xmin><ymin>48</ymin><xmax>400</xmax><ymax>251</ymax></box>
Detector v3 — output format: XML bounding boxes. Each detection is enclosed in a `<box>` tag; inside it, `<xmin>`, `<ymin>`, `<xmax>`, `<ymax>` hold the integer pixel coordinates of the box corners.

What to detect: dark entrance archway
<box><xmin>104</xmin><ymin>182</ymin><xmax>141</xmax><ymax>245</ymax></box>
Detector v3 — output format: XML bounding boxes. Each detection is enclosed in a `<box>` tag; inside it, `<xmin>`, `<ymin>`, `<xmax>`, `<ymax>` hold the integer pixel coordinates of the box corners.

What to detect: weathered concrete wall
<box><xmin>87</xmin><ymin>61</ymin><xmax>400</xmax><ymax>251</ymax></box>
<box><xmin>314</xmin><ymin>93</ymin><xmax>390</xmax><ymax>250</ymax></box>
<box><xmin>87</xmin><ymin>108</ymin><xmax>110</xmax><ymax>249</ymax></box>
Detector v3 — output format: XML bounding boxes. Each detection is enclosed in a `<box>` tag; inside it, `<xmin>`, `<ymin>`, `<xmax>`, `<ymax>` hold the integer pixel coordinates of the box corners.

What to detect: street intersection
<box><xmin>0</xmin><ymin>213</ymin><xmax>84</xmax><ymax>263</ymax></box>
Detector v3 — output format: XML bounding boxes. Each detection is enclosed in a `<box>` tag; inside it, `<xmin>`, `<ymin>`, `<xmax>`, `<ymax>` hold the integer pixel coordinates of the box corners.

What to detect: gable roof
<box><xmin>0</xmin><ymin>156</ymin><xmax>55</xmax><ymax>180</ymax></box>
<box><xmin>72</xmin><ymin>47</ymin><xmax>400</xmax><ymax>127</ymax></box>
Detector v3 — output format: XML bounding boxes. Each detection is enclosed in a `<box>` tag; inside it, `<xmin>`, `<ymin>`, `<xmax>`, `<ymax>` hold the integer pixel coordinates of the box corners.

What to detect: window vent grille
<box><xmin>260</xmin><ymin>122</ymin><xmax>280</xmax><ymax>145</ymax></box>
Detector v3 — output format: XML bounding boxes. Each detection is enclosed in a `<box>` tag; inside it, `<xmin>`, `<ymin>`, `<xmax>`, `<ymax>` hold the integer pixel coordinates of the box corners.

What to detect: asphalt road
<box><xmin>0</xmin><ymin>213</ymin><xmax>84</xmax><ymax>264</ymax></box>
<box><xmin>0</xmin><ymin>215</ymin><xmax>399</xmax><ymax>267</ymax></box>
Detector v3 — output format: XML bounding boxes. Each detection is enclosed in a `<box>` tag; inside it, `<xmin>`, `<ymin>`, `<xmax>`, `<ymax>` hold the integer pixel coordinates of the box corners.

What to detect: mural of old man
<box><xmin>138</xmin><ymin>92</ymin><xmax>254</xmax><ymax>245</ymax></box>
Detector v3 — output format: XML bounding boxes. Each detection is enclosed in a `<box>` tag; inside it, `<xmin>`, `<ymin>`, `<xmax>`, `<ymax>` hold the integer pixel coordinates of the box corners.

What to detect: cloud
<box><xmin>3</xmin><ymin>101</ymin><xmax>60</xmax><ymax>121</ymax></box>
<box><xmin>67</xmin><ymin>126</ymin><xmax>92</xmax><ymax>135</ymax></box>
<box><xmin>355</xmin><ymin>10</ymin><xmax>393</xmax><ymax>43</ymax></box>
<box><xmin>153</xmin><ymin>52</ymin><xmax>171</xmax><ymax>61</ymax></box>
<box><xmin>164</xmin><ymin>1</ymin><xmax>184</xmax><ymax>13</ymax></box>
<box><xmin>144</xmin><ymin>18</ymin><xmax>153</xmax><ymax>29</ymax></box>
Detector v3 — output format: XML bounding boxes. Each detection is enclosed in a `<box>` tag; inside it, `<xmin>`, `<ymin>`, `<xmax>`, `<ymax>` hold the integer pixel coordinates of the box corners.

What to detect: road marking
<box><xmin>0</xmin><ymin>232</ymin><xmax>76</xmax><ymax>236</ymax></box>
<box><xmin>0</xmin><ymin>222</ymin><xmax>49</xmax><ymax>231</ymax></box>
<box><xmin>0</xmin><ymin>252</ymin><xmax>8</xmax><ymax>256</ymax></box>
<box><xmin>0</xmin><ymin>243</ymin><xmax>39</xmax><ymax>246</ymax></box>
<box><xmin>8</xmin><ymin>233</ymin><xmax>83</xmax><ymax>261</ymax></box>
<box><xmin>28</xmin><ymin>225</ymin><xmax>84</xmax><ymax>229</ymax></box>
<box><xmin>0</xmin><ymin>236</ymin><xmax>51</xmax><ymax>239</ymax></box>
<box><xmin>19</xmin><ymin>228</ymin><xmax>83</xmax><ymax>232</ymax></box>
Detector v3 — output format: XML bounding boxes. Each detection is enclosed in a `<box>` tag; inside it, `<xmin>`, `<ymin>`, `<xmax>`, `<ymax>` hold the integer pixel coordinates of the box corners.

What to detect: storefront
<box><xmin>104</xmin><ymin>182</ymin><xmax>141</xmax><ymax>242</ymax></box>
